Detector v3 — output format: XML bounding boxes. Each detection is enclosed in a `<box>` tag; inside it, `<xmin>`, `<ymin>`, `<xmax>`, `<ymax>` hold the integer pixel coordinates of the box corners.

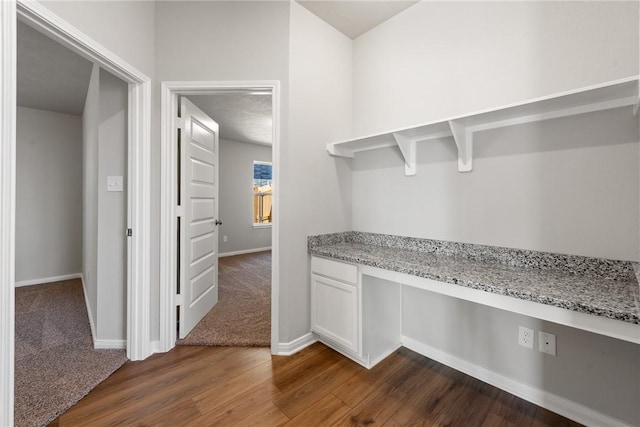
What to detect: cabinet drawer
<box><xmin>311</xmin><ymin>256</ymin><xmax>358</xmax><ymax>284</ymax></box>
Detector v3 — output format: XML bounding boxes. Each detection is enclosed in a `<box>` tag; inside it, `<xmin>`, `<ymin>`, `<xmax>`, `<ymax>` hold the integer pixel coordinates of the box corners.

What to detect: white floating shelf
<box><xmin>327</xmin><ymin>76</ymin><xmax>640</xmax><ymax>175</ymax></box>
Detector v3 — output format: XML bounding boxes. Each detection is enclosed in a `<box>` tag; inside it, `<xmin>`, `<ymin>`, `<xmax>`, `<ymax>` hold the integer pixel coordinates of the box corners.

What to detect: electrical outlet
<box><xmin>539</xmin><ymin>331</ymin><xmax>556</xmax><ymax>356</ymax></box>
<box><xmin>518</xmin><ymin>326</ymin><xmax>534</xmax><ymax>349</ymax></box>
<box><xmin>223</xmin><ymin>235</ymin><xmax>228</xmax><ymax>242</ymax></box>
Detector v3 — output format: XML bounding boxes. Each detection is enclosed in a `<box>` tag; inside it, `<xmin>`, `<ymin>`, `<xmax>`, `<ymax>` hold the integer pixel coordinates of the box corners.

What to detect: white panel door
<box><xmin>179</xmin><ymin>97</ymin><xmax>220</xmax><ymax>339</ymax></box>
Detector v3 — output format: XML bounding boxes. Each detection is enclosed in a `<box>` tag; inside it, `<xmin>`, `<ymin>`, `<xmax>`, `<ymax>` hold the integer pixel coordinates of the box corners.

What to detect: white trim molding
<box><xmin>15</xmin><ymin>273</ymin><xmax>82</xmax><ymax>288</ymax></box>
<box><xmin>15</xmin><ymin>0</ymin><xmax>152</xmax><ymax>362</ymax></box>
<box><xmin>160</xmin><ymin>81</ymin><xmax>281</xmax><ymax>355</ymax></box>
<box><xmin>402</xmin><ymin>336</ymin><xmax>633</xmax><ymax>427</ymax></box>
<box><xmin>0</xmin><ymin>2</ymin><xmax>17</xmax><ymax>425</ymax></box>
<box><xmin>94</xmin><ymin>340</ymin><xmax>127</xmax><ymax>350</ymax></box>
<box><xmin>276</xmin><ymin>333</ymin><xmax>318</xmax><ymax>356</ymax></box>
<box><xmin>219</xmin><ymin>247</ymin><xmax>272</xmax><ymax>258</ymax></box>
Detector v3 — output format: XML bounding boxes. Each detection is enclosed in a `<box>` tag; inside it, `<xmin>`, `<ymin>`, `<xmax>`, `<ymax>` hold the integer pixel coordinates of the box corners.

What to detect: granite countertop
<box><xmin>308</xmin><ymin>232</ymin><xmax>640</xmax><ymax>325</ymax></box>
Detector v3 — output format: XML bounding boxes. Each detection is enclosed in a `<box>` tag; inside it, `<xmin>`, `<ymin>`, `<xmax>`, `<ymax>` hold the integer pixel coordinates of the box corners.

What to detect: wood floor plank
<box><xmin>333</xmin><ymin>380</ymin><xmax>408</xmax><ymax>426</ymax></box>
<box><xmin>198</xmin><ymin>378</ymin><xmax>283</xmax><ymax>423</ymax></box>
<box><xmin>389</xmin><ymin>362</ymin><xmax>468</xmax><ymax>425</ymax></box>
<box><xmin>481</xmin><ymin>390</ymin><xmax>536</xmax><ymax>427</ymax></box>
<box><xmin>55</xmin><ymin>349</ymin><xmax>232</xmax><ymax>426</ymax></box>
<box><xmin>273</xmin><ymin>355</ymin><xmax>362</xmax><ymax>418</ymax></box>
<box><xmin>229</xmin><ymin>401</ymin><xmax>290</xmax><ymax>427</ymax></box>
<box><xmin>283</xmin><ymin>393</ymin><xmax>351</xmax><ymax>426</ymax></box>
<box><xmin>431</xmin><ymin>376</ymin><xmax>498</xmax><ymax>426</ymax></box>
<box><xmin>332</xmin><ymin>348</ymin><xmax>420</xmax><ymax>408</ymax></box>
<box><xmin>48</xmin><ymin>344</ymin><xmax>584</xmax><ymax>427</ymax></box>
<box><xmin>191</xmin><ymin>358</ymin><xmax>274</xmax><ymax>405</ymax></box>
<box><xmin>270</xmin><ymin>344</ymin><xmax>345</xmax><ymax>394</ymax></box>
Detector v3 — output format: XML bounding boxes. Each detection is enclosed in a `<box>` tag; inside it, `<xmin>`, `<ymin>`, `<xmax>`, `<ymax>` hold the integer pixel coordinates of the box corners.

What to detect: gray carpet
<box><xmin>177</xmin><ymin>251</ymin><xmax>271</xmax><ymax>347</ymax></box>
<box><xmin>15</xmin><ymin>279</ymin><xmax>128</xmax><ymax>427</ymax></box>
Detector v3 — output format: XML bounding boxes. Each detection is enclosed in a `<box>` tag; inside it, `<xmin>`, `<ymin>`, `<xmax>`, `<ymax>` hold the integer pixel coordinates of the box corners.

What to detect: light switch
<box><xmin>107</xmin><ymin>176</ymin><xmax>123</xmax><ymax>192</ymax></box>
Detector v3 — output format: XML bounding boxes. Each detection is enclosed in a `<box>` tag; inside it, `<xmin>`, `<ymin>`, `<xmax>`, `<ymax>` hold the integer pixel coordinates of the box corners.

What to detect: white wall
<box><xmin>353</xmin><ymin>1</ymin><xmax>639</xmax><ymax>135</ymax></box>
<box><xmin>82</xmin><ymin>65</ymin><xmax>128</xmax><ymax>343</ymax></box>
<box><xmin>352</xmin><ymin>109</ymin><xmax>639</xmax><ymax>261</ymax></box>
<box><xmin>15</xmin><ymin>107</ymin><xmax>82</xmax><ymax>284</ymax></box>
<box><xmin>37</xmin><ymin>0</ymin><xmax>155</xmax><ymax>78</ymax></box>
<box><xmin>83</xmin><ymin>64</ymin><xmax>100</xmax><ymax>325</ymax></box>
<box><xmin>96</xmin><ymin>69</ymin><xmax>128</xmax><ymax>341</ymax></box>
<box><xmin>350</xmin><ymin>1</ymin><xmax>640</xmax><ymax>261</ymax></box>
<box><xmin>218</xmin><ymin>139</ymin><xmax>271</xmax><ymax>255</ymax></box>
<box><xmin>154</xmin><ymin>0</ymin><xmax>291</xmax><ymax>342</ymax></box>
<box><xmin>285</xmin><ymin>2</ymin><xmax>353</xmax><ymax>341</ymax></box>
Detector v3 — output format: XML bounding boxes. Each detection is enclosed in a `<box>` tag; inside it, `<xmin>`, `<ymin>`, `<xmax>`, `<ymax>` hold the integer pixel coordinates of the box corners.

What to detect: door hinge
<box><xmin>176</xmin><ymin>117</ymin><xmax>185</xmax><ymax>130</ymax></box>
<box><xmin>176</xmin><ymin>206</ymin><xmax>184</xmax><ymax>217</ymax></box>
<box><xmin>175</xmin><ymin>294</ymin><xmax>183</xmax><ymax>306</ymax></box>
<box><xmin>126</xmin><ymin>228</ymin><xmax>133</xmax><ymax>237</ymax></box>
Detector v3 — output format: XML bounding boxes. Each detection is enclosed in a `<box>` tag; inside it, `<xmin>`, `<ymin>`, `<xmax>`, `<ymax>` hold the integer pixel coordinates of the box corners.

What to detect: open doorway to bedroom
<box><xmin>177</xmin><ymin>92</ymin><xmax>272</xmax><ymax>346</ymax></box>
<box><xmin>159</xmin><ymin>83</ymin><xmax>279</xmax><ymax>352</ymax></box>
<box><xmin>14</xmin><ymin>19</ymin><xmax>130</xmax><ymax>427</ymax></box>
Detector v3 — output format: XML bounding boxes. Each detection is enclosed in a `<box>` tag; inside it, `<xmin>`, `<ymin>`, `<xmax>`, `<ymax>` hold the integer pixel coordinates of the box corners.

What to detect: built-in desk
<box><xmin>308</xmin><ymin>232</ymin><xmax>639</xmax><ymax>370</ymax></box>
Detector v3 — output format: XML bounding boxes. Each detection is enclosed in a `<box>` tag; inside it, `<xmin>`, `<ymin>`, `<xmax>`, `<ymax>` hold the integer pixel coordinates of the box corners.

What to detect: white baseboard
<box><xmin>150</xmin><ymin>340</ymin><xmax>162</xmax><ymax>354</ymax></box>
<box><xmin>219</xmin><ymin>247</ymin><xmax>271</xmax><ymax>258</ymax></box>
<box><xmin>94</xmin><ymin>340</ymin><xmax>126</xmax><ymax>350</ymax></box>
<box><xmin>401</xmin><ymin>336</ymin><xmax>631</xmax><ymax>427</ymax></box>
<box><xmin>276</xmin><ymin>332</ymin><xmax>317</xmax><ymax>356</ymax></box>
<box><xmin>15</xmin><ymin>272</ymin><xmax>82</xmax><ymax>287</ymax></box>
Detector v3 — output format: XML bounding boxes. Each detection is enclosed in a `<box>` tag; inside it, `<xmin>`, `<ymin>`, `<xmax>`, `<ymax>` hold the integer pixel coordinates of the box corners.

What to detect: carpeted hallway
<box><xmin>178</xmin><ymin>250</ymin><xmax>271</xmax><ymax>347</ymax></box>
<box><xmin>15</xmin><ymin>280</ymin><xmax>128</xmax><ymax>427</ymax></box>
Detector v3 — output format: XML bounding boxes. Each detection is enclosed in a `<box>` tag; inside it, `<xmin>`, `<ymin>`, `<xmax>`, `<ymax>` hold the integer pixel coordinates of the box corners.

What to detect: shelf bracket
<box><xmin>392</xmin><ymin>132</ymin><xmax>416</xmax><ymax>176</ymax></box>
<box><xmin>326</xmin><ymin>144</ymin><xmax>354</xmax><ymax>159</ymax></box>
<box><xmin>448</xmin><ymin>120</ymin><xmax>473</xmax><ymax>172</ymax></box>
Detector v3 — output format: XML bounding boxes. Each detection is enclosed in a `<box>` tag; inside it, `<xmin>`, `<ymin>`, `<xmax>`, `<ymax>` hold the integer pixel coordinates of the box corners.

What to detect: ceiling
<box><xmin>297</xmin><ymin>1</ymin><xmax>419</xmax><ymax>39</ymax></box>
<box><xmin>17</xmin><ymin>20</ymin><xmax>93</xmax><ymax>115</ymax></box>
<box><xmin>188</xmin><ymin>93</ymin><xmax>273</xmax><ymax>146</ymax></box>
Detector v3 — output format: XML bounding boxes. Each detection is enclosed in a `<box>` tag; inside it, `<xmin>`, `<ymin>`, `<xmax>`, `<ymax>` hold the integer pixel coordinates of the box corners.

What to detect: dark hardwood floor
<box><xmin>49</xmin><ymin>343</ymin><xmax>582</xmax><ymax>426</ymax></box>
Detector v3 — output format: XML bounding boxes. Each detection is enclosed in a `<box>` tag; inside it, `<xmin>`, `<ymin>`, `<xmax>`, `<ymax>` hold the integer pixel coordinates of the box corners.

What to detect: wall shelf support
<box><xmin>327</xmin><ymin>144</ymin><xmax>354</xmax><ymax>159</ymax></box>
<box><xmin>325</xmin><ymin>76</ymin><xmax>639</xmax><ymax>176</ymax></box>
<box><xmin>448</xmin><ymin>120</ymin><xmax>473</xmax><ymax>172</ymax></box>
<box><xmin>392</xmin><ymin>132</ymin><xmax>416</xmax><ymax>176</ymax></box>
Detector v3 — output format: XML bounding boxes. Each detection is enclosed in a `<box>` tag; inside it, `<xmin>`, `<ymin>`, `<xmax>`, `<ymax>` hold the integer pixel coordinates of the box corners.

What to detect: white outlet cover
<box><xmin>107</xmin><ymin>176</ymin><xmax>123</xmax><ymax>192</ymax></box>
<box><xmin>539</xmin><ymin>331</ymin><xmax>557</xmax><ymax>356</ymax></box>
<box><xmin>518</xmin><ymin>326</ymin><xmax>534</xmax><ymax>349</ymax></box>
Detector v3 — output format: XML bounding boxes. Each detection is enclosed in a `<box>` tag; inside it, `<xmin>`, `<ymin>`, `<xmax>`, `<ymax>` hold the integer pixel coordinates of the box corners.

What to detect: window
<box><xmin>253</xmin><ymin>161</ymin><xmax>272</xmax><ymax>226</ymax></box>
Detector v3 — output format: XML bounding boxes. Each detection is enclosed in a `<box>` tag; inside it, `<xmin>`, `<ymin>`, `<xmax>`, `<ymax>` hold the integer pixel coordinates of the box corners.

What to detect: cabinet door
<box><xmin>311</xmin><ymin>274</ymin><xmax>359</xmax><ymax>354</ymax></box>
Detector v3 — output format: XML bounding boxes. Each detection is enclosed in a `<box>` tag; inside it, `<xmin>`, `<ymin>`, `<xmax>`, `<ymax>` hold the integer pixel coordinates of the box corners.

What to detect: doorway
<box><xmin>13</xmin><ymin>17</ymin><xmax>131</xmax><ymax>427</ymax></box>
<box><xmin>1</xmin><ymin>2</ymin><xmax>152</xmax><ymax>424</ymax></box>
<box><xmin>159</xmin><ymin>81</ymin><xmax>281</xmax><ymax>353</ymax></box>
<box><xmin>177</xmin><ymin>92</ymin><xmax>273</xmax><ymax>345</ymax></box>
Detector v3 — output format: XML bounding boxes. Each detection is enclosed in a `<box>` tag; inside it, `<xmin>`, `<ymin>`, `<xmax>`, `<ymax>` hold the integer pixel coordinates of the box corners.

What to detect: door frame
<box><xmin>159</xmin><ymin>81</ymin><xmax>280</xmax><ymax>354</ymax></box>
<box><xmin>1</xmin><ymin>2</ymin><xmax>152</xmax><ymax>424</ymax></box>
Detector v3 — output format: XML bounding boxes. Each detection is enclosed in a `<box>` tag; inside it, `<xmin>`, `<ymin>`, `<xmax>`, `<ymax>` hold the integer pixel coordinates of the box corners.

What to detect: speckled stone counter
<box><xmin>308</xmin><ymin>232</ymin><xmax>640</xmax><ymax>325</ymax></box>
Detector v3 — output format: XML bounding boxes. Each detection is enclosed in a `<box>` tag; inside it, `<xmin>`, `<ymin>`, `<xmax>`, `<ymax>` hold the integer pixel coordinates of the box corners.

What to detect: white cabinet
<box><xmin>311</xmin><ymin>274</ymin><xmax>360</xmax><ymax>353</ymax></box>
<box><xmin>310</xmin><ymin>256</ymin><xmax>402</xmax><ymax>368</ymax></box>
<box><xmin>310</xmin><ymin>256</ymin><xmax>360</xmax><ymax>355</ymax></box>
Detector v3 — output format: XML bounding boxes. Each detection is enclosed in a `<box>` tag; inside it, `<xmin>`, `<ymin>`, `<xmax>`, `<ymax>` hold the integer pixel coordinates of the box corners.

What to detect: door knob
<box><xmin>215</xmin><ymin>219</ymin><xmax>223</xmax><ymax>225</ymax></box>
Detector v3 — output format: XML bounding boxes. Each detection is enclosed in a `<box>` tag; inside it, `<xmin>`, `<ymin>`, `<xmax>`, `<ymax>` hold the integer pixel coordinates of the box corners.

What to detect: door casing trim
<box><xmin>160</xmin><ymin>81</ymin><xmax>280</xmax><ymax>354</ymax></box>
